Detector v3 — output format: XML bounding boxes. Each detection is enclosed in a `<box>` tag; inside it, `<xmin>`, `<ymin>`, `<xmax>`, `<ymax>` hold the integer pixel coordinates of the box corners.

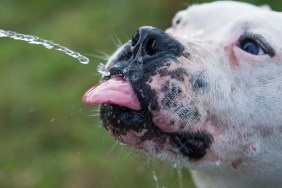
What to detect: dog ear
<box><xmin>260</xmin><ymin>5</ymin><xmax>271</xmax><ymax>10</ymax></box>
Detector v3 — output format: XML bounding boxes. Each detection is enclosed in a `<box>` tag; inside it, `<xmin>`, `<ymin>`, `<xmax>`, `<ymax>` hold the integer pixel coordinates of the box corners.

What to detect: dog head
<box><xmin>83</xmin><ymin>1</ymin><xmax>282</xmax><ymax>181</ymax></box>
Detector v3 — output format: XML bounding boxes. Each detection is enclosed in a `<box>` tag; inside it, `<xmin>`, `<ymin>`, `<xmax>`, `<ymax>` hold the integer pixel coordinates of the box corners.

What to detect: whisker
<box><xmin>85</xmin><ymin>50</ymin><xmax>110</xmax><ymax>61</ymax></box>
<box><xmin>106</xmin><ymin>141</ymin><xmax>119</xmax><ymax>156</ymax></box>
<box><xmin>111</xmin><ymin>34</ymin><xmax>124</xmax><ymax>48</ymax></box>
<box><xmin>89</xmin><ymin>113</ymin><xmax>100</xmax><ymax>117</ymax></box>
<box><xmin>90</xmin><ymin>108</ymin><xmax>100</xmax><ymax>112</ymax></box>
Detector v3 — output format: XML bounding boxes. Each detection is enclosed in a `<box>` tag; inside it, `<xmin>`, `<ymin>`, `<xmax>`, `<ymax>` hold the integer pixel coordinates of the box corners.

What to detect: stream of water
<box><xmin>0</xmin><ymin>29</ymin><xmax>89</xmax><ymax>64</ymax></box>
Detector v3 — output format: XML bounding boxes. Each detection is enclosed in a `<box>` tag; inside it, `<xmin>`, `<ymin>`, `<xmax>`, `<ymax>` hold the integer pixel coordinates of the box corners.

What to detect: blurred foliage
<box><xmin>0</xmin><ymin>0</ymin><xmax>281</xmax><ymax>188</ymax></box>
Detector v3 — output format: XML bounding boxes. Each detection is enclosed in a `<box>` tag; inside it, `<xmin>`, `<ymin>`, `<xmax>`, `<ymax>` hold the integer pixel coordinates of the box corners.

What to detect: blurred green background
<box><xmin>0</xmin><ymin>0</ymin><xmax>281</xmax><ymax>188</ymax></box>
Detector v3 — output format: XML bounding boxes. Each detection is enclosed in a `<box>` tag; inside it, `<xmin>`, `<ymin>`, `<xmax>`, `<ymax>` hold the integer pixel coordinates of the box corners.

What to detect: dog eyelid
<box><xmin>238</xmin><ymin>33</ymin><xmax>275</xmax><ymax>57</ymax></box>
<box><xmin>175</xmin><ymin>18</ymin><xmax>182</xmax><ymax>25</ymax></box>
<box><xmin>173</xmin><ymin>16</ymin><xmax>182</xmax><ymax>26</ymax></box>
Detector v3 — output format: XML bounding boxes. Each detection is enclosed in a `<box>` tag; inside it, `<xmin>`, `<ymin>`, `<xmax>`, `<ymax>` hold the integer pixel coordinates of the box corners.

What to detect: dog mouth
<box><xmin>83</xmin><ymin>76</ymin><xmax>213</xmax><ymax>160</ymax></box>
<box><xmin>83</xmin><ymin>26</ymin><xmax>213</xmax><ymax>160</ymax></box>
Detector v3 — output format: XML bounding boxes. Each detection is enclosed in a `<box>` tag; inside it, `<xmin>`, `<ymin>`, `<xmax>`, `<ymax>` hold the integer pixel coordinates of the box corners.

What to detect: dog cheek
<box><xmin>148</xmin><ymin>80</ymin><xmax>202</xmax><ymax>132</ymax></box>
<box><xmin>224</xmin><ymin>43</ymin><xmax>240</xmax><ymax>67</ymax></box>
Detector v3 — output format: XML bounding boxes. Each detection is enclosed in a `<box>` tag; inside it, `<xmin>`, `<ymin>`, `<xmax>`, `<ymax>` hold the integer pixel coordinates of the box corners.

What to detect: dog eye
<box><xmin>175</xmin><ymin>18</ymin><xmax>182</xmax><ymax>25</ymax></box>
<box><xmin>238</xmin><ymin>34</ymin><xmax>275</xmax><ymax>57</ymax></box>
<box><xmin>239</xmin><ymin>38</ymin><xmax>265</xmax><ymax>55</ymax></box>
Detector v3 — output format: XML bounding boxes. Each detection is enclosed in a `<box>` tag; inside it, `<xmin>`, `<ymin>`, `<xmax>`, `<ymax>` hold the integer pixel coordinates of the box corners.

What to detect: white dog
<box><xmin>83</xmin><ymin>1</ymin><xmax>282</xmax><ymax>188</ymax></box>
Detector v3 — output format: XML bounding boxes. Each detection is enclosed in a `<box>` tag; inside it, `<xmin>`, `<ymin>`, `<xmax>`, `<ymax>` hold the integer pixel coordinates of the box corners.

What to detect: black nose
<box><xmin>131</xmin><ymin>26</ymin><xmax>160</xmax><ymax>56</ymax></box>
<box><xmin>116</xmin><ymin>26</ymin><xmax>185</xmax><ymax>63</ymax></box>
<box><xmin>107</xmin><ymin>26</ymin><xmax>186</xmax><ymax>77</ymax></box>
<box><xmin>129</xmin><ymin>26</ymin><xmax>184</xmax><ymax>58</ymax></box>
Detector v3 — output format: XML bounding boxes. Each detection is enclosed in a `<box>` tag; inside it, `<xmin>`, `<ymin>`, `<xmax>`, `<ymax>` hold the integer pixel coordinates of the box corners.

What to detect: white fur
<box><xmin>165</xmin><ymin>1</ymin><xmax>282</xmax><ymax>188</ymax></box>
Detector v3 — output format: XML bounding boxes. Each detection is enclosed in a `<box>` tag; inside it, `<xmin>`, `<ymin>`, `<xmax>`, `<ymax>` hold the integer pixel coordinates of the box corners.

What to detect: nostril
<box><xmin>146</xmin><ymin>38</ymin><xmax>157</xmax><ymax>56</ymax></box>
<box><xmin>132</xmin><ymin>30</ymin><xmax>140</xmax><ymax>46</ymax></box>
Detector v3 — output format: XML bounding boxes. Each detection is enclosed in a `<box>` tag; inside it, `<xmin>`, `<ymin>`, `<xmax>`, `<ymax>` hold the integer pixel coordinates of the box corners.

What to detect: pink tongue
<box><xmin>82</xmin><ymin>77</ymin><xmax>141</xmax><ymax>111</ymax></box>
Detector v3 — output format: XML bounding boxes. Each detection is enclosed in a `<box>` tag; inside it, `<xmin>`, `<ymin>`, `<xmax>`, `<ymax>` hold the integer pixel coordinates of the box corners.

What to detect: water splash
<box><xmin>97</xmin><ymin>63</ymin><xmax>110</xmax><ymax>77</ymax></box>
<box><xmin>0</xmin><ymin>29</ymin><xmax>89</xmax><ymax>64</ymax></box>
<box><xmin>173</xmin><ymin>161</ymin><xmax>184</xmax><ymax>188</ymax></box>
<box><xmin>145</xmin><ymin>157</ymin><xmax>161</xmax><ymax>188</ymax></box>
<box><xmin>151</xmin><ymin>169</ymin><xmax>161</xmax><ymax>188</ymax></box>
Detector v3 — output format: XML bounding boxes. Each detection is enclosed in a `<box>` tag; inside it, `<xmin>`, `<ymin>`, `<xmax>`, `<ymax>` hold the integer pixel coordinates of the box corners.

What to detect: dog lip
<box><xmin>170</xmin><ymin>132</ymin><xmax>213</xmax><ymax>160</ymax></box>
<box><xmin>82</xmin><ymin>76</ymin><xmax>142</xmax><ymax>111</ymax></box>
<box><xmin>100</xmin><ymin>103</ymin><xmax>212</xmax><ymax>160</ymax></box>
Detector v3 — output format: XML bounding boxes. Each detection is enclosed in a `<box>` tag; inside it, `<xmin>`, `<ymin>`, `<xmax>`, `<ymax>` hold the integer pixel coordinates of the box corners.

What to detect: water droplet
<box><xmin>0</xmin><ymin>29</ymin><xmax>89</xmax><ymax>64</ymax></box>
<box><xmin>151</xmin><ymin>169</ymin><xmax>160</xmax><ymax>188</ymax></box>
<box><xmin>152</xmin><ymin>172</ymin><xmax>158</xmax><ymax>181</ymax></box>
<box><xmin>173</xmin><ymin>161</ymin><xmax>181</xmax><ymax>169</ymax></box>
<box><xmin>215</xmin><ymin>160</ymin><xmax>222</xmax><ymax>166</ymax></box>
<box><xmin>97</xmin><ymin>63</ymin><xmax>110</xmax><ymax>77</ymax></box>
<box><xmin>176</xmin><ymin>167</ymin><xmax>184</xmax><ymax>188</ymax></box>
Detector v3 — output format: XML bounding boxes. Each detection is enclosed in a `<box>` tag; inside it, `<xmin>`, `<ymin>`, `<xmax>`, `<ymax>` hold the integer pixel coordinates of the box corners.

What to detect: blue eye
<box><xmin>238</xmin><ymin>34</ymin><xmax>275</xmax><ymax>57</ymax></box>
<box><xmin>239</xmin><ymin>38</ymin><xmax>265</xmax><ymax>55</ymax></box>
<box><xmin>242</xmin><ymin>41</ymin><xmax>259</xmax><ymax>54</ymax></box>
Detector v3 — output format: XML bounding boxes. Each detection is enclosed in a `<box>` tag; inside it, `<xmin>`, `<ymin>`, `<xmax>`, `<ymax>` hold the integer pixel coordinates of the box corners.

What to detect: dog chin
<box><xmin>100</xmin><ymin>104</ymin><xmax>213</xmax><ymax>161</ymax></box>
